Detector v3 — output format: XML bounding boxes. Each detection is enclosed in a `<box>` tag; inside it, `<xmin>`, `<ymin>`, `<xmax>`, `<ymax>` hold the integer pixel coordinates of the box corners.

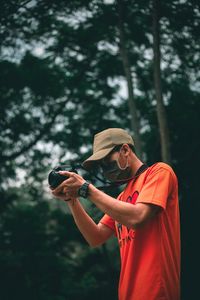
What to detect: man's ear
<box><xmin>121</xmin><ymin>144</ymin><xmax>130</xmax><ymax>156</ymax></box>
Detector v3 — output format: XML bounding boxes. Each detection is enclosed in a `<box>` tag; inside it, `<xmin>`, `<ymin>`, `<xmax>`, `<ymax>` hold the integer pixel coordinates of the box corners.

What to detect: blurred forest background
<box><xmin>0</xmin><ymin>0</ymin><xmax>200</xmax><ymax>299</ymax></box>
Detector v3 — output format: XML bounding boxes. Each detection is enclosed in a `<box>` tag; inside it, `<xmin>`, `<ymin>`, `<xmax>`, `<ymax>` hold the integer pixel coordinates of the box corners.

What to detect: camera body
<box><xmin>48</xmin><ymin>165</ymin><xmax>78</xmax><ymax>189</ymax></box>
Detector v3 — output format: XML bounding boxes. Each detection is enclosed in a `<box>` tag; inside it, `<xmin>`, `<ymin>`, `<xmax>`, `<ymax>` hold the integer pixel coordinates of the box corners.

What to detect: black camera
<box><xmin>48</xmin><ymin>165</ymin><xmax>78</xmax><ymax>189</ymax></box>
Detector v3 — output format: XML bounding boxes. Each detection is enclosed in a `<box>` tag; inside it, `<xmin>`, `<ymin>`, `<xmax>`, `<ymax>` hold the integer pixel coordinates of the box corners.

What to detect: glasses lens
<box><xmin>100</xmin><ymin>160</ymin><xmax>117</xmax><ymax>172</ymax></box>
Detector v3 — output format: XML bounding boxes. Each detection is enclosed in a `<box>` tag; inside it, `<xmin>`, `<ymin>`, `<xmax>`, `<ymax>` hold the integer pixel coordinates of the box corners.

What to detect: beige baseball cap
<box><xmin>82</xmin><ymin>128</ymin><xmax>134</xmax><ymax>170</ymax></box>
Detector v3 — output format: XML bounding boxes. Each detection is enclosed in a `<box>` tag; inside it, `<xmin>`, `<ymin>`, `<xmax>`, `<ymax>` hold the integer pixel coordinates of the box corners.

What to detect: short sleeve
<box><xmin>99</xmin><ymin>214</ymin><xmax>116</xmax><ymax>235</ymax></box>
<box><xmin>136</xmin><ymin>164</ymin><xmax>177</xmax><ymax>210</ymax></box>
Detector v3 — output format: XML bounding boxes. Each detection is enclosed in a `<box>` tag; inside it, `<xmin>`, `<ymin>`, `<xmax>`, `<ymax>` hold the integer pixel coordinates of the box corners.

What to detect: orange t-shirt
<box><xmin>100</xmin><ymin>162</ymin><xmax>180</xmax><ymax>300</ymax></box>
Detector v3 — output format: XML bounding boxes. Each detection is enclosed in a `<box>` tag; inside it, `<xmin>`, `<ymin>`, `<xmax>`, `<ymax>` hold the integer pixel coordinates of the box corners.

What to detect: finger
<box><xmin>64</xmin><ymin>197</ymin><xmax>72</xmax><ymax>202</ymax></box>
<box><xmin>52</xmin><ymin>186</ymin><xmax>60</xmax><ymax>193</ymax></box>
<box><xmin>51</xmin><ymin>190</ymin><xmax>57</xmax><ymax>196</ymax></box>
<box><xmin>63</xmin><ymin>186</ymin><xmax>72</xmax><ymax>194</ymax></box>
<box><xmin>59</xmin><ymin>178</ymin><xmax>74</xmax><ymax>188</ymax></box>
<box><xmin>58</xmin><ymin>171</ymin><xmax>73</xmax><ymax>176</ymax></box>
<box><xmin>52</xmin><ymin>184</ymin><xmax>64</xmax><ymax>194</ymax></box>
<box><xmin>59</xmin><ymin>171</ymin><xmax>84</xmax><ymax>183</ymax></box>
<box><xmin>65</xmin><ymin>191</ymin><xmax>69</xmax><ymax>197</ymax></box>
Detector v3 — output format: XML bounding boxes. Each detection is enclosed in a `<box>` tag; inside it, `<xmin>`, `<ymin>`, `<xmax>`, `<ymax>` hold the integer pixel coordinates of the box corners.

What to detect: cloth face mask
<box><xmin>101</xmin><ymin>152</ymin><xmax>130</xmax><ymax>182</ymax></box>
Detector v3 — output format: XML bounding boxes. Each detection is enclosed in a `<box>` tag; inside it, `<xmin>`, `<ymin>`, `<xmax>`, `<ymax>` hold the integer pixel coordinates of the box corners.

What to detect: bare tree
<box><xmin>152</xmin><ymin>0</ymin><xmax>171</xmax><ymax>164</ymax></box>
<box><xmin>116</xmin><ymin>0</ymin><xmax>143</xmax><ymax>158</ymax></box>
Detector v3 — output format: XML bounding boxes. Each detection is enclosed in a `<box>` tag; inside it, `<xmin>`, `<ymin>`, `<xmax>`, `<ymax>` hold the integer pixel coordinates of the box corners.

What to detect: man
<box><xmin>51</xmin><ymin>128</ymin><xmax>180</xmax><ymax>300</ymax></box>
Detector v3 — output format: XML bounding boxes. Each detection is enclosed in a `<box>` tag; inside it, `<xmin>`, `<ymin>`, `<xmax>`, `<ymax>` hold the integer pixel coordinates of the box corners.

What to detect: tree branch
<box><xmin>0</xmin><ymin>98</ymin><xmax>68</xmax><ymax>162</ymax></box>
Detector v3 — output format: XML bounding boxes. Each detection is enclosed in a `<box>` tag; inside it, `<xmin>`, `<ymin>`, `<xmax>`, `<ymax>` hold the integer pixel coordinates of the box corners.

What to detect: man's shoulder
<box><xmin>149</xmin><ymin>162</ymin><xmax>176</xmax><ymax>176</ymax></box>
<box><xmin>151</xmin><ymin>162</ymin><xmax>172</xmax><ymax>170</ymax></box>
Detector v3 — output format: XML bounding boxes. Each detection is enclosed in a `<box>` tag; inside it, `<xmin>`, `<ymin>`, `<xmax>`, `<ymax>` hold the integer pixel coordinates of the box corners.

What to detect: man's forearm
<box><xmin>88</xmin><ymin>184</ymin><xmax>142</xmax><ymax>228</ymax></box>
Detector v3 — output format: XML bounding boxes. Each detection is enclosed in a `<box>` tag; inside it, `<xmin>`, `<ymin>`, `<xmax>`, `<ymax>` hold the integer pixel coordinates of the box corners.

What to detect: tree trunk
<box><xmin>152</xmin><ymin>0</ymin><xmax>171</xmax><ymax>164</ymax></box>
<box><xmin>116</xmin><ymin>0</ymin><xmax>143</xmax><ymax>158</ymax></box>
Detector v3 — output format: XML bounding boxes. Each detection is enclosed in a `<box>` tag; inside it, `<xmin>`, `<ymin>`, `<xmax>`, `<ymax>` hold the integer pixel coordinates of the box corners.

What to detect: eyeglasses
<box><xmin>98</xmin><ymin>145</ymin><xmax>123</xmax><ymax>171</ymax></box>
<box><xmin>99</xmin><ymin>158</ymin><xmax>118</xmax><ymax>172</ymax></box>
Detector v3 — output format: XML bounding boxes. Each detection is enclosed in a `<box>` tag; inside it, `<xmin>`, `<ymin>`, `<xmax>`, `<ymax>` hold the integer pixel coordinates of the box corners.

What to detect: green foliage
<box><xmin>0</xmin><ymin>198</ymin><xmax>118</xmax><ymax>300</ymax></box>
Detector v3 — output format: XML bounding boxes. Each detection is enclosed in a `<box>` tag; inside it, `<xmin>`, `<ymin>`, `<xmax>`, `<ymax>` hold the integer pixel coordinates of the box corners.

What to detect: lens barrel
<box><xmin>48</xmin><ymin>165</ymin><xmax>77</xmax><ymax>189</ymax></box>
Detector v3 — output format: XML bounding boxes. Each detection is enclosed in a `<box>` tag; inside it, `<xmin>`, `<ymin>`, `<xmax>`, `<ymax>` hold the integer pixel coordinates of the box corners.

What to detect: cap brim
<box><xmin>82</xmin><ymin>147</ymin><xmax>114</xmax><ymax>171</ymax></box>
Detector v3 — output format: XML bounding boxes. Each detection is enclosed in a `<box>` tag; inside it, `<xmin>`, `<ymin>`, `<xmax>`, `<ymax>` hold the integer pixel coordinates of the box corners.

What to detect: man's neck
<box><xmin>130</xmin><ymin>156</ymin><xmax>144</xmax><ymax>177</ymax></box>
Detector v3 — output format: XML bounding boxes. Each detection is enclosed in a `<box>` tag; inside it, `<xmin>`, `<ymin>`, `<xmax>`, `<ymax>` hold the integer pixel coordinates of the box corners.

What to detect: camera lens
<box><xmin>48</xmin><ymin>165</ymin><xmax>77</xmax><ymax>189</ymax></box>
